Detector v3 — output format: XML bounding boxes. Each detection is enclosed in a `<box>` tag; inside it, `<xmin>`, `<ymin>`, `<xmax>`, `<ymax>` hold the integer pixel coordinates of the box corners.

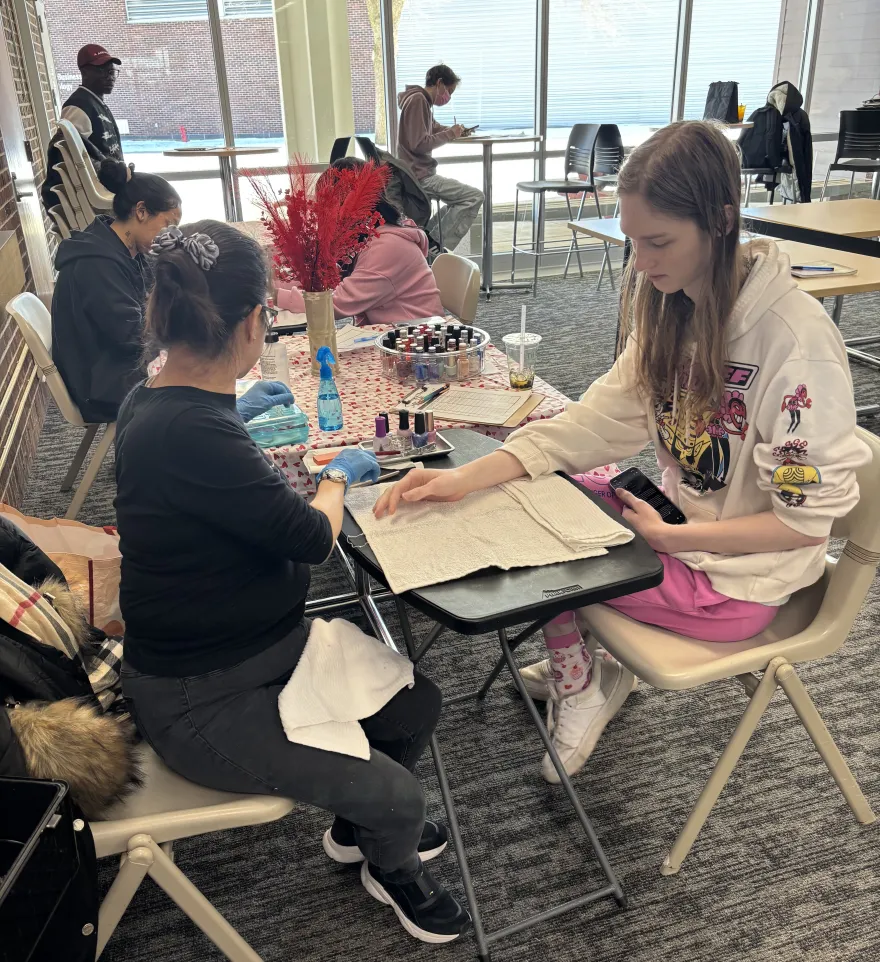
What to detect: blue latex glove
<box><xmin>318</xmin><ymin>449</ymin><xmax>381</xmax><ymax>489</ymax></box>
<box><xmin>237</xmin><ymin>381</ymin><xmax>295</xmax><ymax>423</ymax></box>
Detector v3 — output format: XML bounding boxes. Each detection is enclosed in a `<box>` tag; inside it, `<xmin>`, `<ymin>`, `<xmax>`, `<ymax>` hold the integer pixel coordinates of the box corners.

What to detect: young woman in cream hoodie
<box><xmin>374</xmin><ymin>121</ymin><xmax>870</xmax><ymax>781</ymax></box>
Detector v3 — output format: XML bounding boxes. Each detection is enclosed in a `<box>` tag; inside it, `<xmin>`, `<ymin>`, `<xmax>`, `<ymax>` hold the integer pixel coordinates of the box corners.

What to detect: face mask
<box><xmin>434</xmin><ymin>84</ymin><xmax>451</xmax><ymax>108</ymax></box>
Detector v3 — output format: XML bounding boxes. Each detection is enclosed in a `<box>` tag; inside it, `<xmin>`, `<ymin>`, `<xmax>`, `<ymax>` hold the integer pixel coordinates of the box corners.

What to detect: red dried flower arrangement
<box><xmin>247</xmin><ymin>158</ymin><xmax>390</xmax><ymax>293</ymax></box>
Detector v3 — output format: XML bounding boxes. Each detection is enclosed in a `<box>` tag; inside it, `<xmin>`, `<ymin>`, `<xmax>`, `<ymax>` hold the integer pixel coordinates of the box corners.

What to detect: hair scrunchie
<box><xmin>150</xmin><ymin>225</ymin><xmax>219</xmax><ymax>271</ymax></box>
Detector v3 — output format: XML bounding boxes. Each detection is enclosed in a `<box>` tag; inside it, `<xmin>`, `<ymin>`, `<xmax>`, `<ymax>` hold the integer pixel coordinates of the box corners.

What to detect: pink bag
<box><xmin>0</xmin><ymin>504</ymin><xmax>123</xmax><ymax>634</ymax></box>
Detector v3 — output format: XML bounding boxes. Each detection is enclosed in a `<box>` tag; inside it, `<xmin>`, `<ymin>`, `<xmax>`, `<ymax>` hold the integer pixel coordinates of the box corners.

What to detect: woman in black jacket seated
<box><xmin>51</xmin><ymin>160</ymin><xmax>181</xmax><ymax>423</ymax></box>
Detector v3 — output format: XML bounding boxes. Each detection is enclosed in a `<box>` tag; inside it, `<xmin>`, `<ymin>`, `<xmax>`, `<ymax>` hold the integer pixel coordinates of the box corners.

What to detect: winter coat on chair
<box><xmin>0</xmin><ymin>517</ymin><xmax>138</xmax><ymax>814</ymax></box>
<box><xmin>768</xmin><ymin>81</ymin><xmax>813</xmax><ymax>204</ymax></box>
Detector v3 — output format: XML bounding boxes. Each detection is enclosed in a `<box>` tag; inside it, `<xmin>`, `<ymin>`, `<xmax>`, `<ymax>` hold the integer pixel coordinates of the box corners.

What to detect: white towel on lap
<box><xmin>278</xmin><ymin>618</ymin><xmax>414</xmax><ymax>760</ymax></box>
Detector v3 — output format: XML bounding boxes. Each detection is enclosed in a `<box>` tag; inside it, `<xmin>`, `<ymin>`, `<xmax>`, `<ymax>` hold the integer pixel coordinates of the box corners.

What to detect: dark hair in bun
<box><xmin>98</xmin><ymin>159</ymin><xmax>181</xmax><ymax>221</ymax></box>
<box><xmin>146</xmin><ymin>220</ymin><xmax>267</xmax><ymax>359</ymax></box>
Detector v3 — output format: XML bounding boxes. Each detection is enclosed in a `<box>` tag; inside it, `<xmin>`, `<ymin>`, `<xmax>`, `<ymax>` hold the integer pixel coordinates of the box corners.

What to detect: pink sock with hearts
<box><xmin>544</xmin><ymin>612</ymin><xmax>592</xmax><ymax>699</ymax></box>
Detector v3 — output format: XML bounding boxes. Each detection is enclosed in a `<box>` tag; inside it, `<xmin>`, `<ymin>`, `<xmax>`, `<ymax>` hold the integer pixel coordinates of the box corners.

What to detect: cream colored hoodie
<box><xmin>503</xmin><ymin>240</ymin><xmax>871</xmax><ymax>604</ymax></box>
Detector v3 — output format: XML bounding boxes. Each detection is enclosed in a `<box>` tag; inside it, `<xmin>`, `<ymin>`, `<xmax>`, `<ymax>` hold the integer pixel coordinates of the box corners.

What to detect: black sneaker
<box><xmin>360</xmin><ymin>860</ymin><xmax>471</xmax><ymax>943</ymax></box>
<box><xmin>323</xmin><ymin>819</ymin><xmax>449</xmax><ymax>864</ymax></box>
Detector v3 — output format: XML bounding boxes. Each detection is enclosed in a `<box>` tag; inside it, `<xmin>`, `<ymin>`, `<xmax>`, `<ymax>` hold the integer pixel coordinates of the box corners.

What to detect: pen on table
<box><xmin>792</xmin><ymin>265</ymin><xmax>834</xmax><ymax>272</ymax></box>
<box><xmin>352</xmin><ymin>335</ymin><xmax>378</xmax><ymax>344</ymax></box>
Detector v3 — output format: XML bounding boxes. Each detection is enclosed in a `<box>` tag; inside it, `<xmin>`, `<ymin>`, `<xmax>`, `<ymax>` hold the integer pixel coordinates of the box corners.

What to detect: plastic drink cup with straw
<box><xmin>502</xmin><ymin>307</ymin><xmax>542</xmax><ymax>390</ymax></box>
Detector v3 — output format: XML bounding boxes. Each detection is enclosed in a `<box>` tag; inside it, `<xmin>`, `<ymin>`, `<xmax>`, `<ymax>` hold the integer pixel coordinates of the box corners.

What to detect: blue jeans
<box><xmin>122</xmin><ymin>627</ymin><xmax>441</xmax><ymax>873</ymax></box>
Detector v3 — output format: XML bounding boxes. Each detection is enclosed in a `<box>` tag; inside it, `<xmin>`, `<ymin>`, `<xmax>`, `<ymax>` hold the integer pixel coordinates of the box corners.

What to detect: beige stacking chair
<box><xmin>54</xmin><ymin>165</ymin><xmax>92</xmax><ymax>230</ymax></box>
<box><xmin>6</xmin><ymin>293</ymin><xmax>115</xmax><ymax>520</ymax></box>
<box><xmin>93</xmin><ymin>747</ymin><xmax>294</xmax><ymax>961</ymax></box>
<box><xmin>48</xmin><ymin>205</ymin><xmax>72</xmax><ymax>239</ymax></box>
<box><xmin>56</xmin><ymin>121</ymin><xmax>115</xmax><ymax>212</ymax></box>
<box><xmin>432</xmin><ymin>252</ymin><xmax>481</xmax><ymax>323</ymax></box>
<box><xmin>580</xmin><ymin>425</ymin><xmax>880</xmax><ymax>875</ymax></box>
<box><xmin>52</xmin><ymin>184</ymin><xmax>81</xmax><ymax>236</ymax></box>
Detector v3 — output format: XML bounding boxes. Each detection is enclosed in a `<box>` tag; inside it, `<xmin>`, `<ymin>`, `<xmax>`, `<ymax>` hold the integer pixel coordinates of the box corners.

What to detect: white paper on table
<box><xmin>335</xmin><ymin>324</ymin><xmax>381</xmax><ymax>353</ymax></box>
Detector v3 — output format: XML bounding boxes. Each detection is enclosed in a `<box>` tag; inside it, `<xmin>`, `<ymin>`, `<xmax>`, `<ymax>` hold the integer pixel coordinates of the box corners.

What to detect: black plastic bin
<box><xmin>0</xmin><ymin>778</ymin><xmax>79</xmax><ymax>962</ymax></box>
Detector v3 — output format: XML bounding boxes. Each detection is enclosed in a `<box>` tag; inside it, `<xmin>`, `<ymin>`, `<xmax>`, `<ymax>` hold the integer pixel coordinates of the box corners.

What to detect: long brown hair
<box><xmin>617</xmin><ymin>121</ymin><xmax>745</xmax><ymax>417</ymax></box>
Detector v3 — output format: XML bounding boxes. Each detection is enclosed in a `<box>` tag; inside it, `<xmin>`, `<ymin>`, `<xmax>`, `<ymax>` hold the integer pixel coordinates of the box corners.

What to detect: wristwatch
<box><xmin>318</xmin><ymin>467</ymin><xmax>349</xmax><ymax>489</ymax></box>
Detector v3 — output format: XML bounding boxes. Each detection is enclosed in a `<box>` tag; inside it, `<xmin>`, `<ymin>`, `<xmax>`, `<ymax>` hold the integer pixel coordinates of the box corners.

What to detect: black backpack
<box><xmin>329</xmin><ymin>136</ymin><xmax>438</xmax><ymax>247</ymax></box>
<box><xmin>737</xmin><ymin>104</ymin><xmax>785</xmax><ymax>170</ymax></box>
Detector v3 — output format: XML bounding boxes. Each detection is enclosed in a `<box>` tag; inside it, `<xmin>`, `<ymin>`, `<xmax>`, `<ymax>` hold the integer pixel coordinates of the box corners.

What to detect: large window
<box><xmin>809</xmin><ymin>0</ymin><xmax>880</xmax><ymax>183</ymax></box>
<box><xmin>683</xmin><ymin>0</ymin><xmax>783</xmax><ymax>122</ymax></box>
<box><xmin>395</xmin><ymin>0</ymin><xmax>537</xmax><ymax>254</ymax></box>
<box><xmin>548</xmin><ymin>0</ymin><xmax>680</xmax><ymax>134</ymax></box>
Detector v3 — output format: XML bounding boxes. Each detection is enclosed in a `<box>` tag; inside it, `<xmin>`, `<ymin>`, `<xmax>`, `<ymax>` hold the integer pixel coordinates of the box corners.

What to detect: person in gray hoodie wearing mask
<box><xmin>397</xmin><ymin>64</ymin><xmax>483</xmax><ymax>252</ymax></box>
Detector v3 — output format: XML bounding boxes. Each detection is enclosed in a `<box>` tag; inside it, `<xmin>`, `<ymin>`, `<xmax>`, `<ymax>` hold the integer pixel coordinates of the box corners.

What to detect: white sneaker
<box><xmin>540</xmin><ymin>657</ymin><xmax>636</xmax><ymax>784</ymax></box>
<box><xmin>518</xmin><ymin>648</ymin><xmax>635</xmax><ymax>703</ymax></box>
<box><xmin>519</xmin><ymin>658</ymin><xmax>553</xmax><ymax>701</ymax></box>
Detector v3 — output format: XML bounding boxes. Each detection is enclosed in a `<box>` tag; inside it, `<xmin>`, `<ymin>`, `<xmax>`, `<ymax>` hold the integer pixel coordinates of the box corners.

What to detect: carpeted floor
<box><xmin>21</xmin><ymin>276</ymin><xmax>880</xmax><ymax>962</ymax></box>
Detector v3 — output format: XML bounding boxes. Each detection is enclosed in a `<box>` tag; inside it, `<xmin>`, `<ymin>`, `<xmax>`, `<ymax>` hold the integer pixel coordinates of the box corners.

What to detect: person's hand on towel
<box><xmin>373</xmin><ymin>467</ymin><xmax>469</xmax><ymax>517</ymax></box>
<box><xmin>319</xmin><ymin>449</ymin><xmax>381</xmax><ymax>490</ymax></box>
<box><xmin>237</xmin><ymin>381</ymin><xmax>295</xmax><ymax>422</ymax></box>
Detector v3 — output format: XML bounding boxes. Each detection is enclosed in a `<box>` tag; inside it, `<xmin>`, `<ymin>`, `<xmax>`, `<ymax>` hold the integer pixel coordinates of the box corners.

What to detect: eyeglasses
<box><xmin>98</xmin><ymin>65</ymin><xmax>120</xmax><ymax>77</ymax></box>
<box><xmin>262</xmin><ymin>304</ymin><xmax>278</xmax><ymax>331</ymax></box>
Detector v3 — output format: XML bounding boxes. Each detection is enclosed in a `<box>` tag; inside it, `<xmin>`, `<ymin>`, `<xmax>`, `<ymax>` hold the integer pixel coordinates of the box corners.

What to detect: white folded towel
<box><xmin>345</xmin><ymin>474</ymin><xmax>633</xmax><ymax>594</ymax></box>
<box><xmin>278</xmin><ymin>618</ymin><xmax>414</xmax><ymax>760</ymax></box>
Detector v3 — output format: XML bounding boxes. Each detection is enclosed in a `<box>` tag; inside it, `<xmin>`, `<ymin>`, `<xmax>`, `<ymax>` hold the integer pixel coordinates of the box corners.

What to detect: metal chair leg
<box><xmin>563</xmin><ymin>194</ymin><xmax>584</xmax><ymax>279</ymax></box>
<box><xmin>821</xmin><ymin>167</ymin><xmax>832</xmax><ymax>201</ymax></box>
<box><xmin>66</xmin><ymin>422</ymin><xmax>116</xmax><ymax>520</ymax></box>
<box><xmin>510</xmin><ymin>190</ymin><xmax>520</xmax><ymax>284</ymax></box>
<box><xmin>848</xmin><ymin>171</ymin><xmax>856</xmax><ymax>199</ymax></box>
<box><xmin>533</xmin><ymin>193</ymin><xmax>544</xmax><ymax>297</ymax></box>
<box><xmin>660</xmin><ymin>657</ymin><xmax>785</xmax><ymax>876</ymax></box>
<box><xmin>61</xmin><ymin>424</ymin><xmax>98</xmax><ymax>492</ymax></box>
<box><xmin>744</xmin><ymin>174</ymin><xmax>753</xmax><ymax>207</ymax></box>
<box><xmin>591</xmin><ymin>189</ymin><xmax>615</xmax><ymax>291</ymax></box>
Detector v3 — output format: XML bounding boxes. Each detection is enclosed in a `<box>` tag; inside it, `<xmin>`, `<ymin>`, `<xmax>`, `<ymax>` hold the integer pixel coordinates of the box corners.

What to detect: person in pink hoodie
<box><xmin>275</xmin><ymin>159</ymin><xmax>445</xmax><ymax>327</ymax></box>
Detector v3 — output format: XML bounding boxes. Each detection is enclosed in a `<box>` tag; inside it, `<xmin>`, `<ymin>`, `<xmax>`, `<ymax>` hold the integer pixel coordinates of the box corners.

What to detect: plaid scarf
<box><xmin>0</xmin><ymin>563</ymin><xmax>123</xmax><ymax>712</ymax></box>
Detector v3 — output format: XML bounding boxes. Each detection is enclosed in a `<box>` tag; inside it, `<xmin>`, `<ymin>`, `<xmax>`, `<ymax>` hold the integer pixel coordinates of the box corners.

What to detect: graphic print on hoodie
<box><xmin>51</xmin><ymin>216</ymin><xmax>150</xmax><ymax>424</ymax></box>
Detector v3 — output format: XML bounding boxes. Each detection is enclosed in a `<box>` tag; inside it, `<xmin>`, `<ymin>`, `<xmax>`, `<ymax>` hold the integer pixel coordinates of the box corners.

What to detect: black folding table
<box><xmin>334</xmin><ymin>428</ymin><xmax>663</xmax><ymax>959</ymax></box>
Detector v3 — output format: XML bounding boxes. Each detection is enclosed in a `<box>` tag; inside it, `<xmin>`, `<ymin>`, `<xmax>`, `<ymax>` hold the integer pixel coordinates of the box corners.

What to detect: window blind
<box><xmin>683</xmin><ymin>0</ymin><xmax>783</xmax><ymax>120</ymax></box>
<box><xmin>125</xmin><ymin>0</ymin><xmax>272</xmax><ymax>23</ymax></box>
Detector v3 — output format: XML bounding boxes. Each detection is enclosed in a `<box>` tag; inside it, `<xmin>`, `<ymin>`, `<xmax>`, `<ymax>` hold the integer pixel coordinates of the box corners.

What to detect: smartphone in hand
<box><xmin>609</xmin><ymin>468</ymin><xmax>687</xmax><ymax>525</ymax></box>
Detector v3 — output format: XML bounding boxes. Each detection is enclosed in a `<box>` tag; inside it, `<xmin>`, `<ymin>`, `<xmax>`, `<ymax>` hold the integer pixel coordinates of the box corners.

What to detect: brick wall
<box><xmin>41</xmin><ymin>0</ymin><xmax>285</xmax><ymax>140</ymax></box>
<box><xmin>1</xmin><ymin>0</ymin><xmax>56</xmax><ymax>261</ymax></box>
<box><xmin>40</xmin><ymin>0</ymin><xmax>379</xmax><ymax>141</ymax></box>
<box><xmin>1</xmin><ymin>0</ymin><xmax>52</xmax><ymax>508</ymax></box>
<box><xmin>347</xmin><ymin>0</ymin><xmax>377</xmax><ymax>134</ymax></box>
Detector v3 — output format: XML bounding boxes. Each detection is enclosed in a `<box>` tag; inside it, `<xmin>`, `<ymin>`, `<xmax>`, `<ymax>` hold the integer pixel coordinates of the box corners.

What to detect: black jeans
<box><xmin>122</xmin><ymin>628</ymin><xmax>441</xmax><ymax>873</ymax></box>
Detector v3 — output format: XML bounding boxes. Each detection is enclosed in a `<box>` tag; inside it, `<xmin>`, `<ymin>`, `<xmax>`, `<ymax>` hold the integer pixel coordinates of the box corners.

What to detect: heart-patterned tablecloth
<box><xmin>258</xmin><ymin>326</ymin><xmax>571</xmax><ymax>496</ymax></box>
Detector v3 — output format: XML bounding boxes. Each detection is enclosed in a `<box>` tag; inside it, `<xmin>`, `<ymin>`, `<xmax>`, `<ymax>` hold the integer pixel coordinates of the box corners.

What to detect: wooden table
<box><xmin>776</xmin><ymin>240</ymin><xmax>880</xmax><ymax>298</ymax></box>
<box><xmin>164</xmin><ymin>146</ymin><xmax>279</xmax><ymax>222</ymax></box>
<box><xmin>465</xmin><ymin>134</ymin><xmax>543</xmax><ymax>296</ymax></box>
<box><xmin>742</xmin><ymin>199</ymin><xmax>880</xmax><ymax>257</ymax></box>
<box><xmin>567</xmin><ymin>217</ymin><xmax>627</xmax><ymax>247</ymax></box>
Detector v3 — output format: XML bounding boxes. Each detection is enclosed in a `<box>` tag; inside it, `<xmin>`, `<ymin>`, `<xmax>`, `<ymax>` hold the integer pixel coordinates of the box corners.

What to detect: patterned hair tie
<box><xmin>150</xmin><ymin>225</ymin><xmax>219</xmax><ymax>271</ymax></box>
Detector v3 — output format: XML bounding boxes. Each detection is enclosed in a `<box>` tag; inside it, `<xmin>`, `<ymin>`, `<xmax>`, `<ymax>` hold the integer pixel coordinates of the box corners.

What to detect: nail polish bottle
<box><xmin>397</xmin><ymin>409</ymin><xmax>413</xmax><ymax>454</ymax></box>
<box><xmin>444</xmin><ymin>339</ymin><xmax>458</xmax><ymax>379</ymax></box>
<box><xmin>379</xmin><ymin>411</ymin><xmax>390</xmax><ymax>434</ymax></box>
<box><xmin>412</xmin><ymin>412</ymin><xmax>428</xmax><ymax>449</ymax></box>
<box><xmin>373</xmin><ymin>416</ymin><xmax>392</xmax><ymax>453</ymax></box>
<box><xmin>425</xmin><ymin>410</ymin><xmax>437</xmax><ymax>445</ymax></box>
<box><xmin>458</xmin><ymin>344</ymin><xmax>469</xmax><ymax>379</ymax></box>
<box><xmin>427</xmin><ymin>346</ymin><xmax>439</xmax><ymax>381</ymax></box>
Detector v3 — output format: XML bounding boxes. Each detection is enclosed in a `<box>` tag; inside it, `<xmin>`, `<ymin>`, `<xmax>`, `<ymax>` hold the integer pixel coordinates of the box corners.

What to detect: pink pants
<box><xmin>572</xmin><ymin>466</ymin><xmax>777</xmax><ymax>642</ymax></box>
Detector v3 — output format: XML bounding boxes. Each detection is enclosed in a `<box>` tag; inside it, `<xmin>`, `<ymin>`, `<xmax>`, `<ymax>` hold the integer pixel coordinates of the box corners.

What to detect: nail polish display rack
<box><xmin>375</xmin><ymin>323</ymin><xmax>490</xmax><ymax>384</ymax></box>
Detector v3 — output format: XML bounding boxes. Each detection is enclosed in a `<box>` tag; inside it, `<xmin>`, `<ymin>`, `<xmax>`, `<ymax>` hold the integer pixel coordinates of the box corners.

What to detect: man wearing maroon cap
<box><xmin>42</xmin><ymin>43</ymin><xmax>125</xmax><ymax>212</ymax></box>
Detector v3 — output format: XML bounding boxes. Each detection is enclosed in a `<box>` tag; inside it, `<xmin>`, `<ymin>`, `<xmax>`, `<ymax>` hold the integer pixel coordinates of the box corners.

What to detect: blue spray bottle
<box><xmin>316</xmin><ymin>346</ymin><xmax>344</xmax><ymax>432</ymax></box>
